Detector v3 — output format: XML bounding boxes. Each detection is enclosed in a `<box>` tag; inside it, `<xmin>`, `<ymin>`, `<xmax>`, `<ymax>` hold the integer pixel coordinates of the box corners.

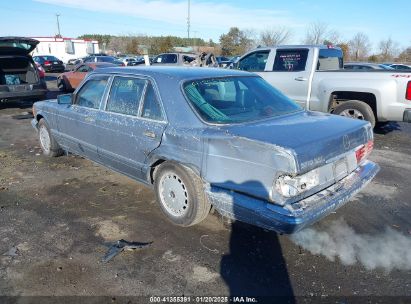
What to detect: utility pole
<box><xmin>56</xmin><ymin>13</ymin><xmax>61</xmax><ymax>37</ymax></box>
<box><xmin>187</xmin><ymin>0</ymin><xmax>190</xmax><ymax>40</ymax></box>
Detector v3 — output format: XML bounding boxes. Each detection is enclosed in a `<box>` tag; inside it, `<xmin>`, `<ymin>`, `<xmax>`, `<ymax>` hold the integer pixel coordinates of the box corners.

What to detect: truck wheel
<box><xmin>38</xmin><ymin>119</ymin><xmax>63</xmax><ymax>157</ymax></box>
<box><xmin>154</xmin><ymin>162</ymin><xmax>211</xmax><ymax>227</ymax></box>
<box><xmin>333</xmin><ymin>100</ymin><xmax>376</xmax><ymax>128</ymax></box>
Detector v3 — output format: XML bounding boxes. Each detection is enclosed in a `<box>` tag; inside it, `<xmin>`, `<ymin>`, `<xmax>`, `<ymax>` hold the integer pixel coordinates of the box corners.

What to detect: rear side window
<box><xmin>77</xmin><ymin>65</ymin><xmax>92</xmax><ymax>72</ymax></box>
<box><xmin>75</xmin><ymin>76</ymin><xmax>109</xmax><ymax>109</ymax></box>
<box><xmin>273</xmin><ymin>49</ymin><xmax>309</xmax><ymax>72</ymax></box>
<box><xmin>141</xmin><ymin>83</ymin><xmax>164</xmax><ymax>120</ymax></box>
<box><xmin>106</xmin><ymin>77</ymin><xmax>146</xmax><ymax>116</ymax></box>
<box><xmin>318</xmin><ymin>48</ymin><xmax>343</xmax><ymax>70</ymax></box>
<box><xmin>154</xmin><ymin>54</ymin><xmax>177</xmax><ymax>64</ymax></box>
<box><xmin>237</xmin><ymin>51</ymin><xmax>269</xmax><ymax>72</ymax></box>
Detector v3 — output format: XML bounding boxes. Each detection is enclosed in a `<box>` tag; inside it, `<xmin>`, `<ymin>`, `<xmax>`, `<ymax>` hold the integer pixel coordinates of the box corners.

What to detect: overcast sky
<box><xmin>0</xmin><ymin>0</ymin><xmax>410</xmax><ymax>51</ymax></box>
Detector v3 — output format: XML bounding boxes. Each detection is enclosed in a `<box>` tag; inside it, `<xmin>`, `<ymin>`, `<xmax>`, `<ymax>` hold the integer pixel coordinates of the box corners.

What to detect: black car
<box><xmin>83</xmin><ymin>56</ymin><xmax>124</xmax><ymax>66</ymax></box>
<box><xmin>33</xmin><ymin>55</ymin><xmax>65</xmax><ymax>72</ymax></box>
<box><xmin>0</xmin><ymin>37</ymin><xmax>47</xmax><ymax>102</ymax></box>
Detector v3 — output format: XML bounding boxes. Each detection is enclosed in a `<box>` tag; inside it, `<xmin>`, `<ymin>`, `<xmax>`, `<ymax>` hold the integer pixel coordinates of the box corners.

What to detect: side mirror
<box><xmin>57</xmin><ymin>93</ymin><xmax>73</xmax><ymax>104</ymax></box>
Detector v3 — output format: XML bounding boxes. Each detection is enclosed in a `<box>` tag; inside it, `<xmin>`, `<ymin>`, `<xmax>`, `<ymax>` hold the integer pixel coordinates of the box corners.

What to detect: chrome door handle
<box><xmin>143</xmin><ymin>130</ymin><xmax>156</xmax><ymax>138</ymax></box>
<box><xmin>295</xmin><ymin>77</ymin><xmax>308</xmax><ymax>81</ymax></box>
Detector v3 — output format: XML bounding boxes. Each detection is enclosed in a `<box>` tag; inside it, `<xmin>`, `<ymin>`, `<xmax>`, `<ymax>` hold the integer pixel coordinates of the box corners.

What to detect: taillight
<box><xmin>44</xmin><ymin>60</ymin><xmax>51</xmax><ymax>65</ymax></box>
<box><xmin>406</xmin><ymin>81</ymin><xmax>411</xmax><ymax>100</ymax></box>
<box><xmin>355</xmin><ymin>140</ymin><xmax>374</xmax><ymax>164</ymax></box>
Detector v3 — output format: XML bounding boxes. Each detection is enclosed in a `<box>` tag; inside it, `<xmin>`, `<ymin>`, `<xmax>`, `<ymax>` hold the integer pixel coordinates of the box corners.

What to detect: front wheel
<box><xmin>38</xmin><ymin>119</ymin><xmax>63</xmax><ymax>157</ymax></box>
<box><xmin>57</xmin><ymin>78</ymin><xmax>67</xmax><ymax>92</ymax></box>
<box><xmin>154</xmin><ymin>163</ymin><xmax>211</xmax><ymax>227</ymax></box>
<box><xmin>333</xmin><ymin>100</ymin><xmax>376</xmax><ymax>128</ymax></box>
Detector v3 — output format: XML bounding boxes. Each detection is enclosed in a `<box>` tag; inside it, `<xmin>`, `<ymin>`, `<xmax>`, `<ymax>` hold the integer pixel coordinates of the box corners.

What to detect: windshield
<box><xmin>183</xmin><ymin>76</ymin><xmax>302</xmax><ymax>124</ymax></box>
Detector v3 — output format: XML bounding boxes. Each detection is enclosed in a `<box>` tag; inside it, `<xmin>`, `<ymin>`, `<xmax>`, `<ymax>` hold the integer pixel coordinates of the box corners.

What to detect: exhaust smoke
<box><xmin>291</xmin><ymin>218</ymin><xmax>411</xmax><ymax>272</ymax></box>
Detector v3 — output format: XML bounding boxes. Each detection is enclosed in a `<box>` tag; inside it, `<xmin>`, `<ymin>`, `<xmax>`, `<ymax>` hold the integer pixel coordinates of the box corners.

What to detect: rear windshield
<box><xmin>183</xmin><ymin>76</ymin><xmax>302</xmax><ymax>124</ymax></box>
<box><xmin>98</xmin><ymin>57</ymin><xmax>116</xmax><ymax>62</ymax></box>
<box><xmin>40</xmin><ymin>56</ymin><xmax>59</xmax><ymax>61</ymax></box>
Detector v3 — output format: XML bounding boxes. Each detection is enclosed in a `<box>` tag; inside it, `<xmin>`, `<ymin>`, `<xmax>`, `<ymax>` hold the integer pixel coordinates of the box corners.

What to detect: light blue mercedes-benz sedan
<box><xmin>31</xmin><ymin>66</ymin><xmax>379</xmax><ymax>233</ymax></box>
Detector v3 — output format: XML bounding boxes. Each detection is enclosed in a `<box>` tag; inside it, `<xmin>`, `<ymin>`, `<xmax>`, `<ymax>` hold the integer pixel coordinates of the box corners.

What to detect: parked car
<box><xmin>387</xmin><ymin>64</ymin><xmax>411</xmax><ymax>70</ymax></box>
<box><xmin>83</xmin><ymin>56</ymin><xmax>125</xmax><ymax>66</ymax></box>
<box><xmin>31</xmin><ymin>67</ymin><xmax>379</xmax><ymax>233</ymax></box>
<box><xmin>33</xmin><ymin>55</ymin><xmax>65</xmax><ymax>73</ymax></box>
<box><xmin>344</xmin><ymin>62</ymin><xmax>394</xmax><ymax>70</ymax></box>
<box><xmin>0</xmin><ymin>37</ymin><xmax>47</xmax><ymax>102</ymax></box>
<box><xmin>151</xmin><ymin>53</ymin><xmax>197</xmax><ymax>66</ymax></box>
<box><xmin>236</xmin><ymin>45</ymin><xmax>411</xmax><ymax>127</ymax></box>
<box><xmin>56</xmin><ymin>62</ymin><xmax>117</xmax><ymax>92</ymax></box>
<box><xmin>35</xmin><ymin>62</ymin><xmax>45</xmax><ymax>79</ymax></box>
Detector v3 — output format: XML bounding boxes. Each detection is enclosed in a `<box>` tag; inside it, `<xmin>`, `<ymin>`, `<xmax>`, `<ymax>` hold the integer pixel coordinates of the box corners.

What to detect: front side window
<box><xmin>75</xmin><ymin>76</ymin><xmax>109</xmax><ymax>109</ymax></box>
<box><xmin>183</xmin><ymin>76</ymin><xmax>301</xmax><ymax>124</ymax></box>
<box><xmin>141</xmin><ymin>83</ymin><xmax>164</xmax><ymax>120</ymax></box>
<box><xmin>106</xmin><ymin>77</ymin><xmax>146</xmax><ymax>116</ymax></box>
<box><xmin>237</xmin><ymin>51</ymin><xmax>269</xmax><ymax>72</ymax></box>
<box><xmin>273</xmin><ymin>49</ymin><xmax>309</xmax><ymax>72</ymax></box>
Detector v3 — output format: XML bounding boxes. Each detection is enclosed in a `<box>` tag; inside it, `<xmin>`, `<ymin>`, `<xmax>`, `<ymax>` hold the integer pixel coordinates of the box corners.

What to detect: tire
<box><xmin>38</xmin><ymin>119</ymin><xmax>63</xmax><ymax>157</ymax></box>
<box><xmin>333</xmin><ymin>100</ymin><xmax>376</xmax><ymax>128</ymax></box>
<box><xmin>57</xmin><ymin>78</ymin><xmax>67</xmax><ymax>92</ymax></box>
<box><xmin>154</xmin><ymin>162</ymin><xmax>211</xmax><ymax>227</ymax></box>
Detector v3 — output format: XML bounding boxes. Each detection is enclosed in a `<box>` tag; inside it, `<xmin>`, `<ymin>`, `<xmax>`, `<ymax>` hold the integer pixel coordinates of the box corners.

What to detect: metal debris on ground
<box><xmin>102</xmin><ymin>239</ymin><xmax>153</xmax><ymax>263</ymax></box>
<box><xmin>3</xmin><ymin>246</ymin><xmax>19</xmax><ymax>257</ymax></box>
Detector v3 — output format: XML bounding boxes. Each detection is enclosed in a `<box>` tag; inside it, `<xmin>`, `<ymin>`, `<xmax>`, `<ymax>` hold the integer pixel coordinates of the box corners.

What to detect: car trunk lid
<box><xmin>221</xmin><ymin>111</ymin><xmax>372</xmax><ymax>174</ymax></box>
<box><xmin>0</xmin><ymin>37</ymin><xmax>39</xmax><ymax>55</ymax></box>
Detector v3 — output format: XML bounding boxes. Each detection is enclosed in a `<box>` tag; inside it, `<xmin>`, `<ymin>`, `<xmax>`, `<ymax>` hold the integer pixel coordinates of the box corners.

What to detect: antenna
<box><xmin>187</xmin><ymin>0</ymin><xmax>190</xmax><ymax>39</ymax></box>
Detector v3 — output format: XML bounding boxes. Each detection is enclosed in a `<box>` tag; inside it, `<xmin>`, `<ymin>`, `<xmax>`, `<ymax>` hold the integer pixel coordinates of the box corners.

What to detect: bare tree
<box><xmin>378</xmin><ymin>38</ymin><xmax>399</xmax><ymax>61</ymax></box>
<box><xmin>303</xmin><ymin>21</ymin><xmax>329</xmax><ymax>44</ymax></box>
<box><xmin>348</xmin><ymin>32</ymin><xmax>371</xmax><ymax>61</ymax></box>
<box><xmin>259</xmin><ymin>27</ymin><xmax>292</xmax><ymax>46</ymax></box>
<box><xmin>398</xmin><ymin>47</ymin><xmax>411</xmax><ymax>63</ymax></box>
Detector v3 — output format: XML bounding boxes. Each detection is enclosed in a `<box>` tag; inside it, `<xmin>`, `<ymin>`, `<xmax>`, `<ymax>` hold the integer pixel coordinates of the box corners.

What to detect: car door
<box><xmin>238</xmin><ymin>49</ymin><xmax>312</xmax><ymax>108</ymax></box>
<box><xmin>57</xmin><ymin>74</ymin><xmax>109</xmax><ymax>160</ymax></box>
<box><xmin>96</xmin><ymin>76</ymin><xmax>167</xmax><ymax>181</ymax></box>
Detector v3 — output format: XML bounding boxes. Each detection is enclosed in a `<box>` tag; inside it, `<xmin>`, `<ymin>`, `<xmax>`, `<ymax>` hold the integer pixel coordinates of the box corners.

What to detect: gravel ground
<box><xmin>0</xmin><ymin>74</ymin><xmax>410</xmax><ymax>303</ymax></box>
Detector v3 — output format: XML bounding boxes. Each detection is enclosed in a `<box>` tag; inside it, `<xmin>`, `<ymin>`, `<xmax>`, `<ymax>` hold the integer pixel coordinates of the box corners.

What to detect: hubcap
<box><xmin>340</xmin><ymin>109</ymin><xmax>365</xmax><ymax>120</ymax></box>
<box><xmin>159</xmin><ymin>172</ymin><xmax>189</xmax><ymax>217</ymax></box>
<box><xmin>39</xmin><ymin>125</ymin><xmax>51</xmax><ymax>153</ymax></box>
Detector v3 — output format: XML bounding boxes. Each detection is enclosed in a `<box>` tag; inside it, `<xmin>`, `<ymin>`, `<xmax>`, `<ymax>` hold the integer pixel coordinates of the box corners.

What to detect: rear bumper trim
<box><xmin>206</xmin><ymin>160</ymin><xmax>379</xmax><ymax>234</ymax></box>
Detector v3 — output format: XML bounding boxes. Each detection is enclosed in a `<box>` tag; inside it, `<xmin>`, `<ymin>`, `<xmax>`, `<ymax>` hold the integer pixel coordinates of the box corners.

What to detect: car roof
<box><xmin>93</xmin><ymin>66</ymin><xmax>253</xmax><ymax>81</ymax></box>
<box><xmin>87</xmin><ymin>62</ymin><xmax>117</xmax><ymax>68</ymax></box>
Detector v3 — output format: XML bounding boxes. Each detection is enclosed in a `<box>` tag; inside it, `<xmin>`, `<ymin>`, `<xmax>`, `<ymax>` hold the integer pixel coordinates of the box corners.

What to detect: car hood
<box><xmin>0</xmin><ymin>37</ymin><xmax>39</xmax><ymax>55</ymax></box>
<box><xmin>220</xmin><ymin>111</ymin><xmax>372</xmax><ymax>173</ymax></box>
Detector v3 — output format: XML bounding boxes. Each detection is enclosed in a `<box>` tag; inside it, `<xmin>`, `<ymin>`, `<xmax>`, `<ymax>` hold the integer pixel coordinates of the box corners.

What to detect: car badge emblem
<box><xmin>343</xmin><ymin>135</ymin><xmax>351</xmax><ymax>150</ymax></box>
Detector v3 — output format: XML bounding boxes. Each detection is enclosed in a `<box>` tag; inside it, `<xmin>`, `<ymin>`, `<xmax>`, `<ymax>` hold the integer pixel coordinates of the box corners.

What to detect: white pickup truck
<box><xmin>237</xmin><ymin>45</ymin><xmax>411</xmax><ymax>127</ymax></box>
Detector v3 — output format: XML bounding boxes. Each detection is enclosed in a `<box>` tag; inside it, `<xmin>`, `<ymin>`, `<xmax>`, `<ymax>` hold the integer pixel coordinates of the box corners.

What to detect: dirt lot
<box><xmin>0</xmin><ymin>74</ymin><xmax>410</xmax><ymax>303</ymax></box>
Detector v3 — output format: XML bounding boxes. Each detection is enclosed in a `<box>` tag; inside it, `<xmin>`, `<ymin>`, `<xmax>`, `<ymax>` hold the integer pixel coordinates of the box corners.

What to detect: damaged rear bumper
<box><xmin>206</xmin><ymin>160</ymin><xmax>379</xmax><ymax>234</ymax></box>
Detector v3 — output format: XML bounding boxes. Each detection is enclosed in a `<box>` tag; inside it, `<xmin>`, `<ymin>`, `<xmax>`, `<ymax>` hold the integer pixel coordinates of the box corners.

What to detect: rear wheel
<box><xmin>38</xmin><ymin>119</ymin><xmax>63</xmax><ymax>157</ymax></box>
<box><xmin>333</xmin><ymin>100</ymin><xmax>376</xmax><ymax>128</ymax></box>
<box><xmin>154</xmin><ymin>163</ymin><xmax>211</xmax><ymax>226</ymax></box>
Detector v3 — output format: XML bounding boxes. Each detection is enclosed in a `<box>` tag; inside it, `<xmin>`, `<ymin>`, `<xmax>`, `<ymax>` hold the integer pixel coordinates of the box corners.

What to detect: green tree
<box><xmin>337</xmin><ymin>43</ymin><xmax>350</xmax><ymax>61</ymax></box>
<box><xmin>219</xmin><ymin>27</ymin><xmax>253</xmax><ymax>56</ymax></box>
